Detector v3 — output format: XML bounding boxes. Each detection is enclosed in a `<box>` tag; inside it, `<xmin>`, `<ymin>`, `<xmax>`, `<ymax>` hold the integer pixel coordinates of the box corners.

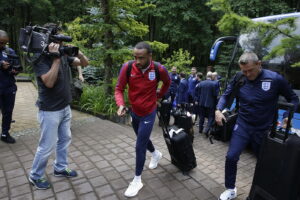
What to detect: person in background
<box><xmin>0</xmin><ymin>30</ymin><xmax>19</xmax><ymax>144</ymax></box>
<box><xmin>195</xmin><ymin>72</ymin><xmax>219</xmax><ymax>135</ymax></box>
<box><xmin>176</xmin><ymin>72</ymin><xmax>189</xmax><ymax>107</ymax></box>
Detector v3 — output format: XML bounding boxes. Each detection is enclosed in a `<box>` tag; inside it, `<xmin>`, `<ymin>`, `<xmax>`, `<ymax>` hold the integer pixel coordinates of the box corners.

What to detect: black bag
<box><xmin>172</xmin><ymin>105</ymin><xmax>194</xmax><ymax>143</ymax></box>
<box><xmin>208</xmin><ymin>110</ymin><xmax>238</xmax><ymax>144</ymax></box>
<box><xmin>157</xmin><ymin>110</ymin><xmax>197</xmax><ymax>174</ymax></box>
<box><xmin>248</xmin><ymin>102</ymin><xmax>300</xmax><ymax>200</ymax></box>
<box><xmin>158</xmin><ymin>99</ymin><xmax>172</xmax><ymax>126</ymax></box>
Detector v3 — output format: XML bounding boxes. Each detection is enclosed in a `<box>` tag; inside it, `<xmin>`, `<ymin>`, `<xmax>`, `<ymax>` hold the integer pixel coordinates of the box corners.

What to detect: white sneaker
<box><xmin>124</xmin><ymin>181</ymin><xmax>143</xmax><ymax>197</ymax></box>
<box><xmin>149</xmin><ymin>151</ymin><xmax>162</xmax><ymax>169</ymax></box>
<box><xmin>219</xmin><ymin>188</ymin><xmax>237</xmax><ymax>200</ymax></box>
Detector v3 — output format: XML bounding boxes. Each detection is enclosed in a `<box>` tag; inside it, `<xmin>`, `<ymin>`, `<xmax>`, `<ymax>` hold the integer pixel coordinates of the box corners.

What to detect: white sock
<box><xmin>133</xmin><ymin>175</ymin><xmax>141</xmax><ymax>183</ymax></box>
<box><xmin>151</xmin><ymin>150</ymin><xmax>159</xmax><ymax>157</ymax></box>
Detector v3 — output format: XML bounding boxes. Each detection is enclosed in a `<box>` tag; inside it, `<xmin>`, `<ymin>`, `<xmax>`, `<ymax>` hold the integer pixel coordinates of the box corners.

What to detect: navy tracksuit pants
<box><xmin>225</xmin><ymin>123</ymin><xmax>267</xmax><ymax>189</ymax></box>
<box><xmin>0</xmin><ymin>91</ymin><xmax>16</xmax><ymax>134</ymax></box>
<box><xmin>130</xmin><ymin>109</ymin><xmax>156</xmax><ymax>176</ymax></box>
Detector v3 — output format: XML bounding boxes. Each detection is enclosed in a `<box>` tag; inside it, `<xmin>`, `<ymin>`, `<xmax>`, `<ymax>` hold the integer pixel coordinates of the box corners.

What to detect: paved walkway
<box><xmin>0</xmin><ymin>82</ymin><xmax>257</xmax><ymax>200</ymax></box>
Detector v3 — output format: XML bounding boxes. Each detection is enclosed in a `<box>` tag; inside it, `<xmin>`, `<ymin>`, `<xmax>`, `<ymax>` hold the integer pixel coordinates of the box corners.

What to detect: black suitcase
<box><xmin>157</xmin><ymin>110</ymin><xmax>197</xmax><ymax>174</ymax></box>
<box><xmin>208</xmin><ymin>110</ymin><xmax>237</xmax><ymax>144</ymax></box>
<box><xmin>248</xmin><ymin>102</ymin><xmax>300</xmax><ymax>200</ymax></box>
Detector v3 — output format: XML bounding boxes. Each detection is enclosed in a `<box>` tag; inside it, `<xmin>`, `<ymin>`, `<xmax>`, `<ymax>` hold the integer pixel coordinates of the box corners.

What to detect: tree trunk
<box><xmin>100</xmin><ymin>0</ymin><xmax>114</xmax><ymax>95</ymax></box>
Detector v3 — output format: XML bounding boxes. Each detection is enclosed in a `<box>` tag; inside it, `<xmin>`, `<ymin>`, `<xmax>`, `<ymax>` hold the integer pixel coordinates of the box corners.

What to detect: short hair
<box><xmin>196</xmin><ymin>72</ymin><xmax>203</xmax><ymax>79</ymax></box>
<box><xmin>238</xmin><ymin>52</ymin><xmax>259</xmax><ymax>65</ymax></box>
<box><xmin>206</xmin><ymin>71</ymin><xmax>212</xmax><ymax>78</ymax></box>
<box><xmin>180</xmin><ymin>72</ymin><xmax>186</xmax><ymax>78</ymax></box>
<box><xmin>0</xmin><ymin>30</ymin><xmax>8</xmax><ymax>38</ymax></box>
<box><xmin>191</xmin><ymin>67</ymin><xmax>197</xmax><ymax>71</ymax></box>
<box><xmin>134</xmin><ymin>41</ymin><xmax>152</xmax><ymax>54</ymax></box>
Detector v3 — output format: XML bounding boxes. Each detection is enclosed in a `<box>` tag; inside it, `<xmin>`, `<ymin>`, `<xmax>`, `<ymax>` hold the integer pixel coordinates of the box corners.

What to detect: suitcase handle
<box><xmin>157</xmin><ymin>106</ymin><xmax>171</xmax><ymax>139</ymax></box>
<box><xmin>271</xmin><ymin>102</ymin><xmax>294</xmax><ymax>141</ymax></box>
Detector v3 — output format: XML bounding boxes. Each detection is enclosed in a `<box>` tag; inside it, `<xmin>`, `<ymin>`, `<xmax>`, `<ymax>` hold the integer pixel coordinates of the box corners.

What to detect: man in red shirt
<box><xmin>115</xmin><ymin>41</ymin><xmax>171</xmax><ymax>197</ymax></box>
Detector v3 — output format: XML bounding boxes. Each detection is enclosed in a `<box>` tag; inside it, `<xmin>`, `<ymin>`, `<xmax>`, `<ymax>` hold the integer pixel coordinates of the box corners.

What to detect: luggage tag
<box><xmin>168</xmin><ymin>128</ymin><xmax>184</xmax><ymax>138</ymax></box>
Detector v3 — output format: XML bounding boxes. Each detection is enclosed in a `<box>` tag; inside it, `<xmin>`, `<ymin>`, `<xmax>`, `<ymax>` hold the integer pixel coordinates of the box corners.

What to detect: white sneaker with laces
<box><xmin>219</xmin><ymin>187</ymin><xmax>237</xmax><ymax>200</ymax></box>
<box><xmin>149</xmin><ymin>151</ymin><xmax>162</xmax><ymax>169</ymax></box>
<box><xmin>124</xmin><ymin>181</ymin><xmax>143</xmax><ymax>197</ymax></box>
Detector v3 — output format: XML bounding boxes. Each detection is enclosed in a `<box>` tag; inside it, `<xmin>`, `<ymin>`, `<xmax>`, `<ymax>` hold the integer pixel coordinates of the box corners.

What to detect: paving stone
<box><xmin>9</xmin><ymin>183</ymin><xmax>31</xmax><ymax>197</ymax></box>
<box><xmin>5</xmin><ymin>168</ymin><xmax>25</xmax><ymax>179</ymax></box>
<box><xmin>56</xmin><ymin>189</ymin><xmax>76</xmax><ymax>200</ymax></box>
<box><xmin>174</xmin><ymin>188</ymin><xmax>197</xmax><ymax>200</ymax></box>
<box><xmin>153</xmin><ymin>186</ymin><xmax>174</xmax><ymax>199</ymax></box>
<box><xmin>89</xmin><ymin>176</ymin><xmax>108</xmax><ymax>188</ymax></box>
<box><xmin>95</xmin><ymin>184</ymin><xmax>114</xmax><ymax>198</ymax></box>
<box><xmin>192</xmin><ymin>187</ymin><xmax>214</xmax><ymax>200</ymax></box>
<box><xmin>109</xmin><ymin>178</ymin><xmax>127</xmax><ymax>190</ymax></box>
<box><xmin>10</xmin><ymin>193</ymin><xmax>33</xmax><ymax>200</ymax></box>
<box><xmin>84</xmin><ymin>168</ymin><xmax>102</xmax><ymax>178</ymax></box>
<box><xmin>8</xmin><ymin>175</ymin><xmax>28</xmax><ymax>187</ymax></box>
<box><xmin>0</xmin><ymin>178</ymin><xmax>6</xmax><ymax>187</ymax></box>
<box><xmin>74</xmin><ymin>182</ymin><xmax>93</xmax><ymax>195</ymax></box>
<box><xmin>79</xmin><ymin>192</ymin><xmax>98</xmax><ymax>200</ymax></box>
<box><xmin>33</xmin><ymin>189</ymin><xmax>54</xmax><ymax>200</ymax></box>
<box><xmin>101</xmin><ymin>194</ymin><xmax>120</xmax><ymax>200</ymax></box>
<box><xmin>0</xmin><ymin>187</ymin><xmax>8</xmax><ymax>198</ymax></box>
<box><xmin>52</xmin><ymin>180</ymin><xmax>72</xmax><ymax>193</ymax></box>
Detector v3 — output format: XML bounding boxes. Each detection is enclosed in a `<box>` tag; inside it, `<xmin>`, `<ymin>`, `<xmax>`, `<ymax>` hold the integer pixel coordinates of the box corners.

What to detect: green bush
<box><xmin>79</xmin><ymin>79</ymin><xmax>129</xmax><ymax>116</ymax></box>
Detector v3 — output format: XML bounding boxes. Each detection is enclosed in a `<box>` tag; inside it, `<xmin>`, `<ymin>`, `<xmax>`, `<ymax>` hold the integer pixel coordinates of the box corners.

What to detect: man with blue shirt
<box><xmin>176</xmin><ymin>72</ymin><xmax>188</xmax><ymax>107</ymax></box>
<box><xmin>166</xmin><ymin>66</ymin><xmax>180</xmax><ymax>106</ymax></box>
<box><xmin>216</xmin><ymin>52</ymin><xmax>299</xmax><ymax>200</ymax></box>
<box><xmin>187</xmin><ymin>67</ymin><xmax>198</xmax><ymax>104</ymax></box>
<box><xmin>0</xmin><ymin>30</ymin><xmax>19</xmax><ymax>144</ymax></box>
<box><xmin>195</xmin><ymin>72</ymin><xmax>219</xmax><ymax>135</ymax></box>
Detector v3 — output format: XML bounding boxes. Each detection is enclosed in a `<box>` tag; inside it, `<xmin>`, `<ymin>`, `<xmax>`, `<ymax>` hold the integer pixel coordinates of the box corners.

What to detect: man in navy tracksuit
<box><xmin>165</xmin><ymin>66</ymin><xmax>180</xmax><ymax>106</ymax></box>
<box><xmin>195</xmin><ymin>72</ymin><xmax>219</xmax><ymax>135</ymax></box>
<box><xmin>176</xmin><ymin>72</ymin><xmax>188</xmax><ymax>107</ymax></box>
<box><xmin>216</xmin><ymin>52</ymin><xmax>299</xmax><ymax>200</ymax></box>
<box><xmin>0</xmin><ymin>30</ymin><xmax>19</xmax><ymax>144</ymax></box>
<box><xmin>187</xmin><ymin>67</ymin><xmax>198</xmax><ymax>104</ymax></box>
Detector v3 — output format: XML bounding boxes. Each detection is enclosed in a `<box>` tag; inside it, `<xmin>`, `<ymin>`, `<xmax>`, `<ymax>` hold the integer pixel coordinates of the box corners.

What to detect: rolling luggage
<box><xmin>157</xmin><ymin>110</ymin><xmax>197</xmax><ymax>174</ymax></box>
<box><xmin>248</xmin><ymin>102</ymin><xmax>300</xmax><ymax>200</ymax></box>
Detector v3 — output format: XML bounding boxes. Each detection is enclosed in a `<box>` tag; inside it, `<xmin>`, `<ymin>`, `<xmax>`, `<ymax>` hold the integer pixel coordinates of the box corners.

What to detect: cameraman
<box><xmin>29</xmin><ymin>23</ymin><xmax>88</xmax><ymax>190</ymax></box>
<box><xmin>0</xmin><ymin>30</ymin><xmax>18</xmax><ymax>144</ymax></box>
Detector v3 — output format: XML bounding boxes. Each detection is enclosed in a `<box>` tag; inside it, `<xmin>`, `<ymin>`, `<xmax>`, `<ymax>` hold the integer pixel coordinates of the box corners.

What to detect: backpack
<box><xmin>126</xmin><ymin>60</ymin><xmax>160</xmax><ymax>83</ymax></box>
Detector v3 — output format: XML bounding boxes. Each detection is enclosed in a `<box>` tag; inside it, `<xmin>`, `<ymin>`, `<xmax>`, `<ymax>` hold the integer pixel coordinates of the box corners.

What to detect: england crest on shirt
<box><xmin>262</xmin><ymin>81</ymin><xmax>271</xmax><ymax>91</ymax></box>
<box><xmin>149</xmin><ymin>71</ymin><xmax>156</xmax><ymax>81</ymax></box>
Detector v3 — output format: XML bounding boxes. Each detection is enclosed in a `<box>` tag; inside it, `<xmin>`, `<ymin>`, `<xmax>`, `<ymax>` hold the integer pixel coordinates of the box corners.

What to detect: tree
<box><xmin>140</xmin><ymin>0</ymin><xmax>216</xmax><ymax>69</ymax></box>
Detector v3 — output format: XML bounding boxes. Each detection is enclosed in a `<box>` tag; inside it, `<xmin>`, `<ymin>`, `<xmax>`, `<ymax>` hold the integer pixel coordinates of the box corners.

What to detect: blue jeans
<box><xmin>131</xmin><ymin>109</ymin><xmax>156</xmax><ymax>176</ymax></box>
<box><xmin>30</xmin><ymin>105</ymin><xmax>72</xmax><ymax>180</ymax></box>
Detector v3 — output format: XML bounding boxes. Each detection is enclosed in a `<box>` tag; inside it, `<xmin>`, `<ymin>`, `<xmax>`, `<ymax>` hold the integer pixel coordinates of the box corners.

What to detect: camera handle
<box><xmin>25</xmin><ymin>26</ymin><xmax>49</xmax><ymax>64</ymax></box>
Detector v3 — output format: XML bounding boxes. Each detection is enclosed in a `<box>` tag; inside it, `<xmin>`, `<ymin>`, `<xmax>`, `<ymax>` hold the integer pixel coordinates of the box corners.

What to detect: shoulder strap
<box><xmin>227</xmin><ymin>72</ymin><xmax>245</xmax><ymax>110</ymax></box>
<box><xmin>153</xmin><ymin>61</ymin><xmax>160</xmax><ymax>82</ymax></box>
<box><xmin>126</xmin><ymin>60</ymin><xmax>135</xmax><ymax>83</ymax></box>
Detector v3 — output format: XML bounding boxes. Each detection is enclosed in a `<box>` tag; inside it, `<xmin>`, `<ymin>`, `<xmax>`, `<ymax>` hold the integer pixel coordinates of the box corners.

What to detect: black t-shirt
<box><xmin>34</xmin><ymin>55</ymin><xmax>75</xmax><ymax>111</ymax></box>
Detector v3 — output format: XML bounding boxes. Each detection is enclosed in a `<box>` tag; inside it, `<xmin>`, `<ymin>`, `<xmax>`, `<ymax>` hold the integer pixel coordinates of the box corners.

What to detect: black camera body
<box><xmin>0</xmin><ymin>53</ymin><xmax>23</xmax><ymax>74</ymax></box>
<box><xmin>18</xmin><ymin>25</ymin><xmax>78</xmax><ymax>63</ymax></box>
